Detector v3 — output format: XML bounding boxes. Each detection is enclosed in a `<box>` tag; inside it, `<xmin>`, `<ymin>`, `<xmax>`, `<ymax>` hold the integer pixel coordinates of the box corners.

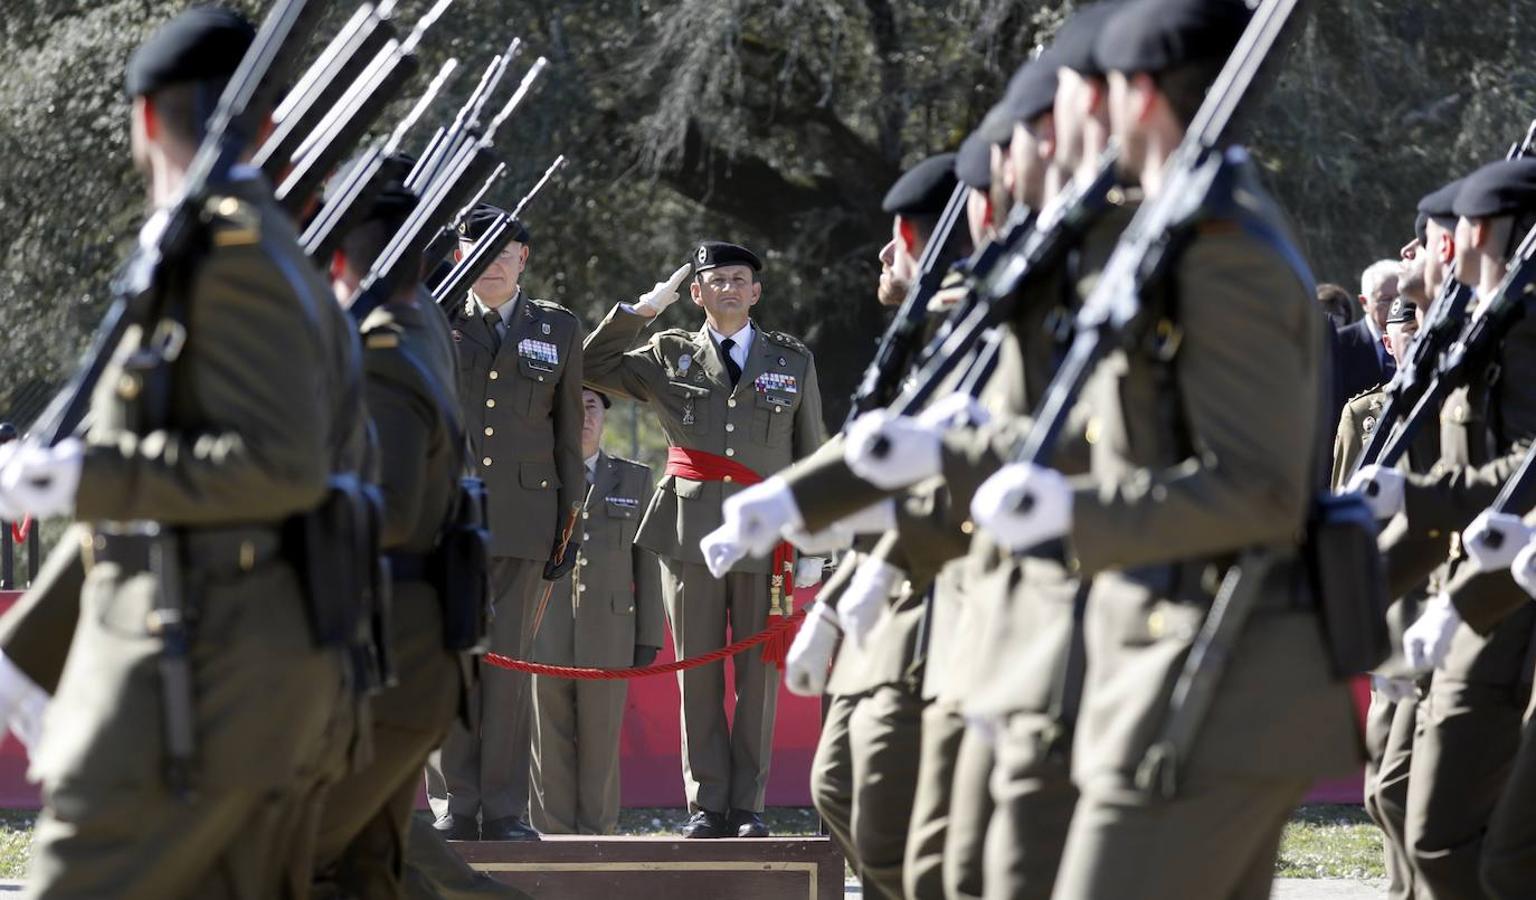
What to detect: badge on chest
<box><xmin>518</xmin><ymin>338</ymin><xmax>560</xmax><ymax>372</ymax></box>
<box><xmin>754</xmin><ymin>371</ymin><xmax>798</xmax><ymax>407</ymax></box>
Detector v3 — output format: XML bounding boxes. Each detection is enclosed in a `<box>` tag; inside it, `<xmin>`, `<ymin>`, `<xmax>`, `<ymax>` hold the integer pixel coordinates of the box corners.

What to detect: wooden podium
<box><xmin>453</xmin><ymin>836</ymin><xmax>844</xmax><ymax>899</ymax></box>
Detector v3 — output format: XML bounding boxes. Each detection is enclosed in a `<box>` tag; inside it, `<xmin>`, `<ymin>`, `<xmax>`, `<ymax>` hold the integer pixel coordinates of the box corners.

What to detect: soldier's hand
<box><xmin>845</xmin><ymin>411</ymin><xmax>944</xmax><ymax>490</ymax></box>
<box><xmin>841</xmin><ymin>557</ymin><xmax>904</xmax><ymax>648</ymax></box>
<box><xmin>0</xmin><ymin>438</ymin><xmax>83</xmax><ymax>519</ymax></box>
<box><xmin>1514</xmin><ymin>540</ymin><xmax>1536</xmax><ymax>599</ymax></box>
<box><xmin>1403</xmin><ymin>593</ymin><xmax>1460</xmax><ymax>672</ymax></box>
<box><xmin>1370</xmin><ymin>674</ymin><xmax>1417</xmax><ymax>703</ymax></box>
<box><xmin>1462</xmin><ymin>510</ymin><xmax>1534</xmax><ymax>573</ymax></box>
<box><xmin>784</xmin><ymin>602</ymin><xmax>841</xmax><ymax>697</ymax></box>
<box><xmin>0</xmin><ymin>652</ymin><xmax>48</xmax><ymax>751</ymax></box>
<box><xmin>970</xmin><ymin>463</ymin><xmax>1073</xmax><ymax>552</ymax></box>
<box><xmin>632</xmin><ymin>264</ymin><xmax>693</xmax><ymax>318</ymax></box>
<box><xmin>632</xmin><ymin>644</ymin><xmax>661</xmax><ymax>668</ymax></box>
<box><xmin>707</xmin><ymin>477</ymin><xmax>805</xmax><ymax>573</ymax></box>
<box><xmin>542</xmin><ymin>539</ymin><xmax>580</xmax><ymax>581</ymax></box>
<box><xmin>1346</xmin><ymin>464</ymin><xmax>1405</xmax><ymax>520</ymax></box>
<box><xmin>793</xmin><ymin>556</ymin><xmax>826</xmax><ymax>588</ymax></box>
<box><xmin>785</xmin><ymin>524</ymin><xmax>852</xmax><ymax>555</ymax></box>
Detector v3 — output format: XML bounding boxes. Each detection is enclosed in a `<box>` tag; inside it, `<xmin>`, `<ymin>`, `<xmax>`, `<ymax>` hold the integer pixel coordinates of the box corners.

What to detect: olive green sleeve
<box><xmin>1445</xmin><ymin>564</ymin><xmax>1529</xmax><ymax>636</ymax></box>
<box><xmin>582</xmin><ymin>303</ymin><xmax>662</xmax><ymax>404</ymax></box>
<box><xmin>1330</xmin><ymin>404</ymin><xmax>1359</xmax><ymax>492</ymax></box>
<box><xmin>792</xmin><ymin>354</ymin><xmax>828</xmax><ymax>461</ymax></box>
<box><xmin>363</xmin><ymin>348</ymin><xmax>437</xmax><ymax>549</ymax></box>
<box><xmin>633</xmin><ymin>545</ymin><xmax>666</xmax><ymax>649</ymax></box>
<box><xmin>76</xmin><ymin>246</ymin><xmax>329</xmax><ymax>523</ymax></box>
<box><xmin>0</xmin><ymin>525</ymin><xmax>87</xmax><ymax>693</ymax></box>
<box><xmin>784</xmin><ymin>436</ymin><xmax>892</xmax><ymax>533</ymax></box>
<box><xmin>554</xmin><ymin>317</ymin><xmax>588</xmax><ymax>546</ymax></box>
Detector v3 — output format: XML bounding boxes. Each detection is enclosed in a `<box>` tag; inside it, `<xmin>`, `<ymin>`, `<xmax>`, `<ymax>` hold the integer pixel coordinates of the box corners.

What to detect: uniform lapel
<box><xmin>591</xmin><ymin>451</ymin><xmax>621</xmax><ymax>501</ymax></box>
<box><xmin>693</xmin><ymin>325</ymin><xmax>730</xmax><ymax>390</ymax></box>
<box><xmin>455</xmin><ymin>294</ymin><xmax>497</xmax><ymax>355</ymax></box>
<box><xmin>493</xmin><ymin>289</ymin><xmax>529</xmax><ymax>365</ymax></box>
<box><xmin>732</xmin><ymin>324</ymin><xmax>773</xmax><ymax>400</ymax></box>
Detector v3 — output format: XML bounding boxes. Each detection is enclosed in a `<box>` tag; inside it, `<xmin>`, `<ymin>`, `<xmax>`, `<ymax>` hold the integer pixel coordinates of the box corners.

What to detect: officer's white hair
<box><xmin>1360</xmin><ymin>259</ymin><xmax>1401</xmax><ymax>300</ymax></box>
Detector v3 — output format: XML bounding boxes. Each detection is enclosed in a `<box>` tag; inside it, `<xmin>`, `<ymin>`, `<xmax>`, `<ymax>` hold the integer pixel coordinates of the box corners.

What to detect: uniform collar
<box><xmin>471</xmin><ymin>287</ymin><xmax>523</xmax><ymax>325</ymax></box>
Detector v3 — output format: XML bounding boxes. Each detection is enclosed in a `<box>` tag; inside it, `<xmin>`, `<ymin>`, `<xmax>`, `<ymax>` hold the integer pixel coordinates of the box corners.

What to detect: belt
<box><xmin>87</xmin><ymin>525</ymin><xmax>283</xmax><ymax>578</ymax></box>
<box><xmin>1119</xmin><ymin>550</ymin><xmax>1311</xmax><ymax>612</ymax></box>
<box><xmin>386</xmin><ymin>551</ymin><xmax>430</xmax><ymax>582</ymax></box>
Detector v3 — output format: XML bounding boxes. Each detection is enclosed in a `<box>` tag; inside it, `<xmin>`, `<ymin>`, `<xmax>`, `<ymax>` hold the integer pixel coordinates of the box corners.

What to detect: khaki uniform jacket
<box><xmin>531</xmin><ymin>453</ymin><xmax>666</xmax><ymax>669</ymax></box>
<box><xmin>446</xmin><ymin>289</ymin><xmax>585</xmax><ymax>561</ymax></box>
<box><xmin>582</xmin><ymin>305</ymin><xmax>827</xmax><ymax>574</ymax></box>
<box><xmin>1331</xmin><ymin>386</ymin><xmax>1385</xmax><ymax>490</ymax></box>
<box><xmin>1060</xmin><ymin>175</ymin><xmax>1360</xmax><ymax>784</ymax></box>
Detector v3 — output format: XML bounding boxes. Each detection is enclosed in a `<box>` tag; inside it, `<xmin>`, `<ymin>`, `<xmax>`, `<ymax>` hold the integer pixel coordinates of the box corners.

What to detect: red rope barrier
<box><xmin>483</xmin><ymin>606</ymin><xmax>809</xmax><ymax>680</ymax></box>
<box><xmin>10</xmin><ymin>518</ymin><xmax>30</xmax><ymax>544</ymax></box>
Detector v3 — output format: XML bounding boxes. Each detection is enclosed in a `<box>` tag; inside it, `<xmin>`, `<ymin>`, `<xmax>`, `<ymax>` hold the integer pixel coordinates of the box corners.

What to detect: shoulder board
<box><xmin>1347</xmin><ymin>384</ymin><xmax>1384</xmax><ymax>404</ymax></box>
<box><xmin>365</xmin><ymin>332</ymin><xmax>401</xmax><ymax>350</ymax></box>
<box><xmin>762</xmin><ymin>330</ymin><xmax>809</xmax><ymax>354</ymax></box>
<box><xmin>529</xmin><ymin>297</ymin><xmax>577</xmax><ymax>318</ymax></box>
<box><xmin>612</xmin><ymin>455</ymin><xmax>653</xmax><ymax>477</ymax></box>
<box><xmin>651</xmin><ymin>328</ymin><xmax>695</xmax><ymax>344</ymax></box>
<box><xmin>203</xmin><ymin>195</ymin><xmax>261</xmax><ymax>247</ymax></box>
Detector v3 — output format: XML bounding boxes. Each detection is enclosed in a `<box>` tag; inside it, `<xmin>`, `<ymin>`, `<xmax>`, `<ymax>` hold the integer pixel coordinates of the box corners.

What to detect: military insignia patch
<box><xmin>541</xmin><ymin>322</ymin><xmax>551</xmax><ymax>335</ymax></box>
<box><xmin>777</xmin><ymin>356</ymin><xmax>787</xmax><ymax>367</ymax></box>
<box><xmin>755</xmin><ymin>372</ymin><xmax>799</xmax><ymax>406</ymax></box>
<box><xmin>518</xmin><ymin>338</ymin><xmax>560</xmax><ymax>371</ymax></box>
<box><xmin>607</xmin><ymin>496</ymin><xmax>640</xmax><ymax>509</ymax></box>
<box><xmin>697</xmin><ymin>246</ymin><xmax>709</xmax><ymax>264</ymax></box>
<box><xmin>1362</xmin><ymin>416</ymin><xmax>1376</xmax><ymax>434</ymax></box>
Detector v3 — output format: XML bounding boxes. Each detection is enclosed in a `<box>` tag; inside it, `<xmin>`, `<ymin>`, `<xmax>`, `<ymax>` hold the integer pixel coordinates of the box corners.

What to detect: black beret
<box><xmin>1413</xmin><ymin>211</ymin><xmax>1430</xmax><ymax>247</ymax></box>
<box><xmin>1386</xmin><ymin>295</ymin><xmax>1414</xmax><ymax>325</ymax></box>
<box><xmin>883</xmin><ymin>153</ymin><xmax>959</xmax><ymax>217</ymax></box>
<box><xmin>1053</xmin><ymin>2</ymin><xmax>1127</xmax><ymax>77</ymax></box>
<box><xmin>364</xmin><ymin>186</ymin><xmax>418</xmax><ymax>224</ymax></box>
<box><xmin>1417</xmin><ymin>178</ymin><xmax>1464</xmax><ymax>219</ymax></box>
<box><xmin>126</xmin><ymin>7</ymin><xmax>255</xmax><ymax>98</ymax></box>
<box><xmin>955</xmin><ymin>129</ymin><xmax>994</xmax><ymax>191</ymax></box>
<box><xmin>456</xmin><ymin>204</ymin><xmax>531</xmax><ymax>245</ymax></box>
<box><xmin>999</xmin><ymin>53</ymin><xmax>1060</xmax><ymax>132</ymax></box>
<box><xmin>692</xmin><ymin>241</ymin><xmax>762</xmax><ymax>274</ymax></box>
<box><xmin>1095</xmin><ymin>0</ymin><xmax>1251</xmax><ymax>75</ymax></box>
<box><xmin>1454</xmin><ymin>158</ymin><xmax>1536</xmax><ymax>219</ymax></box>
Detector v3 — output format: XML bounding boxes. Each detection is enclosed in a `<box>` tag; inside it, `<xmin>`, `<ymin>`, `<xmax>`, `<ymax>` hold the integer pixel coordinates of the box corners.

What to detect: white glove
<box><xmin>1370</xmin><ymin>674</ymin><xmax>1417</xmax><ymax>704</ymax></box>
<box><xmin>704</xmin><ymin>477</ymin><xmax>804</xmax><ymax>576</ymax></box>
<box><xmin>631</xmin><ymin>264</ymin><xmax>693</xmax><ymax>318</ymax></box>
<box><xmin>0</xmin><ymin>652</ymin><xmax>49</xmax><ymax>751</ymax></box>
<box><xmin>0</xmin><ymin>442</ymin><xmax>20</xmax><ymax>522</ymax></box>
<box><xmin>840</xmin><ymin>557</ymin><xmax>904</xmax><ymax>649</ymax></box>
<box><xmin>794</xmin><ymin>556</ymin><xmax>826</xmax><ymax>588</ymax></box>
<box><xmin>915</xmin><ymin>393</ymin><xmax>991</xmax><ymax>431</ymax></box>
<box><xmin>1513</xmin><ymin>539</ymin><xmax>1536</xmax><ymax>598</ymax></box>
<box><xmin>784</xmin><ymin>602</ymin><xmax>841</xmax><ymax>697</ymax></box>
<box><xmin>845</xmin><ymin>411</ymin><xmax>943</xmax><ymax>490</ymax></box>
<box><xmin>1462</xmin><ymin>510</ymin><xmax>1534</xmax><ymax>573</ymax></box>
<box><xmin>1346</xmin><ymin>464</ymin><xmax>1406</xmax><ymax>520</ymax></box>
<box><xmin>970</xmin><ymin>463</ymin><xmax>1073</xmax><ymax>552</ymax></box>
<box><xmin>0</xmin><ymin>439</ymin><xmax>83</xmax><ymax>519</ymax></box>
<box><xmin>1403</xmin><ymin>593</ymin><xmax>1461</xmax><ymax>672</ymax></box>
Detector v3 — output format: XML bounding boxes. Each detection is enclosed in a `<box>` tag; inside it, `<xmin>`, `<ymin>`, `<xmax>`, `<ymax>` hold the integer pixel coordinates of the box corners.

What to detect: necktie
<box><xmin>483</xmin><ymin>309</ymin><xmax>504</xmax><ymax>351</ymax></box>
<box><xmin>720</xmin><ymin>337</ymin><xmax>743</xmax><ymax>387</ymax></box>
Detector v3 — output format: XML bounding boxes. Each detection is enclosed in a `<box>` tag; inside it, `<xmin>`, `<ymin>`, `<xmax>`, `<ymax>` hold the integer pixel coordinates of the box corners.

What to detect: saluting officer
<box><xmin>582</xmin><ymin>242</ymin><xmax>827</xmax><ymax>839</ymax></box>
<box><xmin>428</xmin><ymin>205</ymin><xmax>586</xmax><ymax>842</ymax></box>
<box><xmin>0</xmin><ymin>8</ymin><xmax>363</xmax><ymax>895</ymax></box>
<box><xmin>528</xmin><ymin>387</ymin><xmax>666</xmax><ymax>835</ymax></box>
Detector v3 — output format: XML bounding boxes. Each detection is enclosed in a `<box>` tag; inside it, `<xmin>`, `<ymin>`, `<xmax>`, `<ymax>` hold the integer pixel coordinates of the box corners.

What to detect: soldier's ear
<box><xmin>689</xmin><ymin>277</ymin><xmax>704</xmax><ymax>306</ymax></box>
<box><xmin>453</xmin><ymin>247</ymin><xmax>465</xmax><ymax>264</ymax></box>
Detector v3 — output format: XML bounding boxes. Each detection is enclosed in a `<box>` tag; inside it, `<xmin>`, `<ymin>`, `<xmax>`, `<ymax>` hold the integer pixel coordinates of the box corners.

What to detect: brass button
<box><xmin>960</xmin><ymin>520</ymin><xmax>975</xmax><ymax>535</ymax></box>
<box><xmin>774</xmin><ymin>406</ymin><xmax>782</xmax><ymax>414</ymax></box>
<box><xmin>583</xmin><ymin>533</ymin><xmax>590</xmax><ymax>541</ymax></box>
<box><xmin>484</xmin><ymin>427</ymin><xmax>494</xmax><ymax>437</ymax></box>
<box><xmin>217</xmin><ymin>197</ymin><xmax>240</xmax><ymax>216</ymax></box>
<box><xmin>728</xmin><ymin>399</ymin><xmax>737</xmax><ymax>408</ymax></box>
<box><xmin>490</xmin><ymin>371</ymin><xmax>500</xmax><ymax>380</ymax></box>
<box><xmin>723</xmin><ymin>475</ymin><xmax>733</xmax><ymax>484</ymax></box>
<box><xmin>578</xmin><ymin>584</ymin><xmax>586</xmax><ymax>593</ymax></box>
<box><xmin>725</xmin><ymin>448</ymin><xmax>735</xmax><ymax>457</ymax></box>
<box><xmin>1428</xmin><ymin>529</ymin><xmax>1441</xmax><ymax>539</ymax></box>
<box><xmin>580</xmin><ymin>558</ymin><xmax>589</xmax><ymax>567</ymax></box>
<box><xmin>540</xmin><ymin>480</ymin><xmax>549</xmax><ymax>488</ymax></box>
<box><xmin>725</xmin><ymin>424</ymin><xmax>735</xmax><ymax>433</ymax></box>
<box><xmin>483</xmin><ymin>457</ymin><xmax>493</xmax><ymax>467</ymax></box>
<box><xmin>582</xmin><ymin>512</ymin><xmax>590</xmax><ymax>520</ymax></box>
<box><xmin>627</xmin><ymin>605</ymin><xmax>634</xmax><ymax>613</ymax></box>
<box><xmin>538</xmin><ymin>376</ymin><xmax>545</xmax><ymax>382</ymax></box>
<box><xmin>239</xmin><ymin>541</ymin><xmax>255</xmax><ymax>571</ymax></box>
<box><xmin>486</xmin><ymin>399</ymin><xmax>495</xmax><ymax>408</ymax></box>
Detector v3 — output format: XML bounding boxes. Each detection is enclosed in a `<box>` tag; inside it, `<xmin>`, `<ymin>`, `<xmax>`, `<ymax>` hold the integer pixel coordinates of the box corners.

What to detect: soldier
<box><xmin>428</xmin><ymin>205</ymin><xmax>586</xmax><ymax>842</ymax></box>
<box><xmin>956</xmin><ymin>1</ymin><xmax>1360</xmax><ymax>896</ymax></box>
<box><xmin>308</xmin><ymin>186</ymin><xmax>466</xmax><ymax>897</ymax></box>
<box><xmin>0</xmin><ymin>8</ymin><xmax>363</xmax><ymax>895</ymax></box>
<box><xmin>528</xmin><ymin>387</ymin><xmax>666</xmax><ymax>835</ymax></box>
<box><xmin>1331</xmin><ymin>290</ymin><xmax>1418</xmax><ymax>488</ymax></box>
<box><xmin>582</xmin><ymin>241</ymin><xmax>827</xmax><ymax>838</ymax></box>
<box><xmin>1352</xmin><ymin>157</ymin><xmax>1536</xmax><ymax>899</ymax></box>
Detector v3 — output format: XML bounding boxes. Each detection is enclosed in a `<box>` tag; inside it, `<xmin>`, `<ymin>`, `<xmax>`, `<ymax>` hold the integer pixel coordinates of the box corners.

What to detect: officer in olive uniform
<box><xmin>429</xmin><ymin>205</ymin><xmax>586</xmax><ymax>842</ymax></box>
<box><xmin>308</xmin><ymin>187</ymin><xmax>466</xmax><ymax>898</ymax></box>
<box><xmin>582</xmin><ymin>242</ymin><xmax>827</xmax><ymax>839</ymax></box>
<box><xmin>1331</xmin><ymin>291</ymin><xmax>1420</xmax><ymax>489</ymax></box>
<box><xmin>958</xmin><ymin>3</ymin><xmax>1360</xmax><ymax>897</ymax></box>
<box><xmin>529</xmin><ymin>387</ymin><xmax>666</xmax><ymax>835</ymax></box>
<box><xmin>1353</xmin><ymin>158</ymin><xmax>1536</xmax><ymax>900</ymax></box>
<box><xmin>0</xmin><ymin>10</ymin><xmax>363</xmax><ymax>896</ymax></box>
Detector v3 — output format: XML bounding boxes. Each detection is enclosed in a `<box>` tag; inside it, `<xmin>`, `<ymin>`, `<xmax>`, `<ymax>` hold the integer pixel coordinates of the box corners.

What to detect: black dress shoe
<box><xmin>433</xmin><ymin>812</ymin><xmax>479</xmax><ymax>841</ymax></box>
<box><xmin>729</xmin><ymin>809</ymin><xmax>771</xmax><ymax>838</ymax></box>
<box><xmin>679</xmin><ymin>810</ymin><xmax>731</xmax><ymax>839</ymax></box>
<box><xmin>481</xmin><ymin>816</ymin><xmax>542</xmax><ymax>842</ymax></box>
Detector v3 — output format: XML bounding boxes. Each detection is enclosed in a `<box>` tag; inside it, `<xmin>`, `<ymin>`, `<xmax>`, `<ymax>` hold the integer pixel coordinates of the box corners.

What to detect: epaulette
<box><xmin>762</xmin><ymin>330</ymin><xmax>810</xmax><ymax>354</ymax></box>
<box><xmin>1347</xmin><ymin>384</ymin><xmax>1385</xmax><ymax>404</ymax></box>
<box><xmin>529</xmin><ymin>297</ymin><xmax>578</xmax><ymax>319</ymax></box>
<box><xmin>203</xmin><ymin>195</ymin><xmax>261</xmax><ymax>247</ymax></box>
<box><xmin>365</xmin><ymin>331</ymin><xmax>401</xmax><ymax>350</ymax></box>
<box><xmin>611</xmin><ymin>455</ymin><xmax>653</xmax><ymax>476</ymax></box>
<box><xmin>361</xmin><ymin>310</ymin><xmax>404</xmax><ymax>351</ymax></box>
<box><xmin>652</xmin><ymin>328</ymin><xmax>695</xmax><ymax>342</ymax></box>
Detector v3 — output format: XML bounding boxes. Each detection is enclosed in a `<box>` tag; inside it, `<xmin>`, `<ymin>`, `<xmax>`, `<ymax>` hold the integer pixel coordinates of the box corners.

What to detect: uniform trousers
<box><xmin>1362</xmin><ymin>690</ymin><xmax>1417</xmax><ymax>900</ymax></box>
<box><xmin>660</xmin><ymin>559</ymin><xmax>778</xmax><ymax>814</ymax></box>
<box><xmin>1482</xmin><ymin>686</ymin><xmax>1536</xmax><ymax>900</ymax></box>
<box><xmin>428</xmin><ymin>557</ymin><xmax>544</xmax><ymax>821</ymax></box>
<box><xmin>1406</xmin><ymin>676</ymin><xmax>1529</xmax><ymax>899</ymax></box>
<box><xmin>905</xmin><ymin>702</ymin><xmax>989</xmax><ymax>899</ymax></box>
<box><xmin>850</xmin><ymin>685</ymin><xmax>925</xmax><ymax>899</ymax></box>
<box><xmin>810</xmin><ymin>694</ymin><xmax>859</xmax><ymax>873</ymax></box>
<box><xmin>982</xmin><ymin>711</ymin><xmax>1078</xmax><ymax>900</ymax></box>
<box><xmin>529</xmin><ymin>674</ymin><xmax>628</xmax><ymax>834</ymax></box>
<box><xmin>943</xmin><ymin>726</ymin><xmax>994</xmax><ymax>900</ymax></box>
<box><xmin>313</xmin><ymin>583</ymin><xmax>460</xmax><ymax>898</ymax></box>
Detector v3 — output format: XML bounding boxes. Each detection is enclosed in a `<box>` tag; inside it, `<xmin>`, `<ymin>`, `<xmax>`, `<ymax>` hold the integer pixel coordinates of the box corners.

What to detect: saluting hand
<box><xmin>1462</xmin><ymin>510</ymin><xmax>1534</xmax><ymax>573</ymax></box>
<box><xmin>784</xmin><ymin>601</ymin><xmax>841</xmax><ymax>697</ymax></box>
<box><xmin>632</xmin><ymin>264</ymin><xmax>694</xmax><ymax>318</ymax></box>
<box><xmin>970</xmin><ymin>463</ymin><xmax>1072</xmax><ymax>553</ymax></box>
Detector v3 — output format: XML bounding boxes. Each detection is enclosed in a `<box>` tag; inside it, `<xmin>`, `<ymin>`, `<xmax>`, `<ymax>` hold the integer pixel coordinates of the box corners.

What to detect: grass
<box><xmin>0</xmin><ymin>804</ymin><xmax>1383</xmax><ymax>881</ymax></box>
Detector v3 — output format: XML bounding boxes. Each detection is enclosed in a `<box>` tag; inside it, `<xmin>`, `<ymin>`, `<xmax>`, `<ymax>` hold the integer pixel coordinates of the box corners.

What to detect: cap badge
<box><xmin>696</xmin><ymin>246</ymin><xmax>709</xmax><ymax>264</ymax></box>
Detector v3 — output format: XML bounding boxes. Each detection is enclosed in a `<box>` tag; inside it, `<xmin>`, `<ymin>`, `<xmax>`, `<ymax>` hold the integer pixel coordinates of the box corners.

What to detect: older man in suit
<box><xmin>1335</xmin><ymin>258</ymin><xmax>1402</xmax><ymax>409</ymax></box>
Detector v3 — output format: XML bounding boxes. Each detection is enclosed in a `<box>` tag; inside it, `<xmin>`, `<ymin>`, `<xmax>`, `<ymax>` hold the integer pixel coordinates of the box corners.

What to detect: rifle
<box><xmin>1349</xmin><ymin>275</ymin><xmax>1473</xmax><ymax>475</ymax></box>
<box><xmin>1366</xmin><ymin>222</ymin><xmax>1536</xmax><ymax>475</ymax></box>
<box><xmin>299</xmin><ymin>57</ymin><xmax>459</xmax><ymax>263</ymax></box>
<box><xmin>29</xmin><ymin>0</ymin><xmax>322</xmax><ymax>446</ymax></box>
<box><xmin>430</xmin><ymin>154</ymin><xmax>568</xmax><ymax>305</ymax></box>
<box><xmin>408</xmin><ymin>37</ymin><xmax>521</xmax><ymax>193</ymax></box>
<box><xmin>253</xmin><ymin>1</ymin><xmax>400</xmax><ymax>181</ymax></box>
<box><xmin>274</xmin><ymin>0</ymin><xmax>457</xmax><ymax>216</ymax></box>
<box><xmin>347</xmin><ymin>57</ymin><xmax>549</xmax><ymax>323</ymax></box>
<box><xmin>421</xmin><ymin>159</ymin><xmax>509</xmax><ymax>290</ymax></box>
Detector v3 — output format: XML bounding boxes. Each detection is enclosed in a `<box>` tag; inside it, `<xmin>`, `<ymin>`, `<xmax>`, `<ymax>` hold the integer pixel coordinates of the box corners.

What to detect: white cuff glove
<box><xmin>1462</xmin><ymin>510</ymin><xmax>1535</xmax><ymax>573</ymax></box>
<box><xmin>784</xmin><ymin>602</ymin><xmax>841</xmax><ymax>697</ymax></box>
<box><xmin>970</xmin><ymin>463</ymin><xmax>1073</xmax><ymax>552</ymax></box>
<box><xmin>702</xmin><ymin>476</ymin><xmax>805</xmax><ymax>577</ymax></box>
<box><xmin>794</xmin><ymin>556</ymin><xmax>826</xmax><ymax>589</ymax></box>
<box><xmin>631</xmin><ymin>264</ymin><xmax>693</xmax><ymax>318</ymax></box>
<box><xmin>845</xmin><ymin>411</ymin><xmax>943</xmax><ymax>490</ymax></box>
<box><xmin>1346</xmin><ymin>464</ymin><xmax>1406</xmax><ymax>520</ymax></box>
<box><xmin>915</xmin><ymin>393</ymin><xmax>991</xmax><ymax>431</ymax></box>
<box><xmin>0</xmin><ymin>652</ymin><xmax>49</xmax><ymax>751</ymax></box>
<box><xmin>0</xmin><ymin>439</ymin><xmax>83</xmax><ymax>519</ymax></box>
<box><xmin>1514</xmin><ymin>539</ymin><xmax>1536</xmax><ymax>598</ymax></box>
<box><xmin>1403</xmin><ymin>593</ymin><xmax>1461</xmax><ymax>673</ymax></box>
<box><xmin>840</xmin><ymin>557</ymin><xmax>904</xmax><ymax>649</ymax></box>
<box><xmin>1370</xmin><ymin>674</ymin><xmax>1417</xmax><ymax>704</ymax></box>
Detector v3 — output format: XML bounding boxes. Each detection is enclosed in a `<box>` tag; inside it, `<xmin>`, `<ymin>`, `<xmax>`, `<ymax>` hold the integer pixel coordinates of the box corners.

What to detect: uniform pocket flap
<box><xmin>672</xmin><ymin>476</ymin><xmax>705</xmax><ymax>500</ymax></box>
<box><xmin>519</xmin><ymin>461</ymin><xmax>560</xmax><ymax>490</ymax></box>
<box><xmin>668</xmin><ymin>380</ymin><xmax>711</xmax><ymax>398</ymax></box>
<box><xmin>604</xmin><ymin>496</ymin><xmax>641</xmax><ymax>519</ymax></box>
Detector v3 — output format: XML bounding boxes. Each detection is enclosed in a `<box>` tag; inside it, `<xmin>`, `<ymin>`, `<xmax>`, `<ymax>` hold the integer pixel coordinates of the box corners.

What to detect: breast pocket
<box><xmin>602</xmin><ymin>496</ymin><xmax>639</xmax><ymax>544</ymax></box>
<box><xmin>666</xmin><ymin>381</ymin><xmax>710</xmax><ymax>433</ymax></box>
<box><xmin>753</xmin><ymin>390</ymin><xmax>798</xmax><ymax>448</ymax></box>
